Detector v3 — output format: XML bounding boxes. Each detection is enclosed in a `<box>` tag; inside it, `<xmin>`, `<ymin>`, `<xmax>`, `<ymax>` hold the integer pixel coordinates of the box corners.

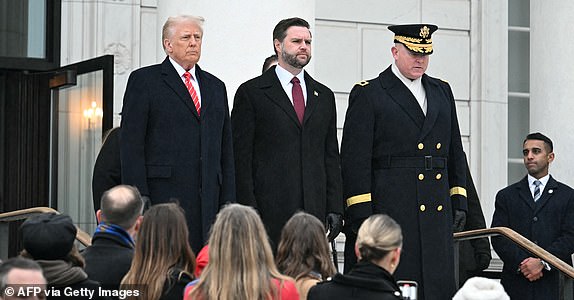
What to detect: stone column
<box><xmin>469</xmin><ymin>0</ymin><xmax>508</xmax><ymax>226</ymax></box>
<box><xmin>530</xmin><ymin>0</ymin><xmax>574</xmax><ymax>186</ymax></box>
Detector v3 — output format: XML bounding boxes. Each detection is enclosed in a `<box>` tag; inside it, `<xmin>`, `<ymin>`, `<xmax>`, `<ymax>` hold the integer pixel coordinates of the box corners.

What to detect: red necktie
<box><xmin>291</xmin><ymin>77</ymin><xmax>305</xmax><ymax>124</ymax></box>
<box><xmin>184</xmin><ymin>71</ymin><xmax>201</xmax><ymax>115</ymax></box>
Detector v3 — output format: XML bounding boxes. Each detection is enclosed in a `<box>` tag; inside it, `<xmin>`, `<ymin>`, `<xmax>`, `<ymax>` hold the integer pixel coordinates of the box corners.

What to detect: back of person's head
<box><xmin>0</xmin><ymin>257</ymin><xmax>46</xmax><ymax>299</ymax></box>
<box><xmin>524</xmin><ymin>132</ymin><xmax>553</xmax><ymax>152</ymax></box>
<box><xmin>272</xmin><ymin>17</ymin><xmax>310</xmax><ymax>53</ymax></box>
<box><xmin>20</xmin><ymin>213</ymin><xmax>78</xmax><ymax>261</ymax></box>
<box><xmin>99</xmin><ymin>185</ymin><xmax>144</xmax><ymax>229</ymax></box>
<box><xmin>276</xmin><ymin>212</ymin><xmax>336</xmax><ymax>280</ymax></box>
<box><xmin>121</xmin><ymin>203</ymin><xmax>195</xmax><ymax>300</ymax></box>
<box><xmin>262</xmin><ymin>54</ymin><xmax>278</xmax><ymax>73</ymax></box>
<box><xmin>190</xmin><ymin>203</ymin><xmax>286</xmax><ymax>300</ymax></box>
<box><xmin>453</xmin><ymin>277</ymin><xmax>509</xmax><ymax>300</ymax></box>
<box><xmin>356</xmin><ymin>214</ymin><xmax>402</xmax><ymax>262</ymax></box>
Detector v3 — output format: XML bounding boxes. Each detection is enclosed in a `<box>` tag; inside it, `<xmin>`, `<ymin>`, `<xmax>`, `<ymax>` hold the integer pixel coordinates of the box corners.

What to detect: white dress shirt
<box><xmin>528</xmin><ymin>174</ymin><xmax>550</xmax><ymax>200</ymax></box>
<box><xmin>275</xmin><ymin>64</ymin><xmax>307</xmax><ymax>106</ymax></box>
<box><xmin>170</xmin><ymin>57</ymin><xmax>202</xmax><ymax>105</ymax></box>
<box><xmin>392</xmin><ymin>63</ymin><xmax>427</xmax><ymax>115</ymax></box>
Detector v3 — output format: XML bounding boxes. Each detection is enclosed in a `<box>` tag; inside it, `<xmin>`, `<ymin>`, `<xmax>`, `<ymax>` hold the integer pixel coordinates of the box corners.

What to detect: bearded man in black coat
<box><xmin>232</xmin><ymin>17</ymin><xmax>343</xmax><ymax>248</ymax></box>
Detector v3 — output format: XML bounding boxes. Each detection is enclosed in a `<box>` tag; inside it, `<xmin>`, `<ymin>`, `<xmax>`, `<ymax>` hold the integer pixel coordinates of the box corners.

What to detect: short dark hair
<box><xmin>524</xmin><ymin>132</ymin><xmax>553</xmax><ymax>152</ymax></box>
<box><xmin>272</xmin><ymin>17</ymin><xmax>310</xmax><ymax>54</ymax></box>
<box><xmin>262</xmin><ymin>54</ymin><xmax>278</xmax><ymax>73</ymax></box>
<box><xmin>100</xmin><ymin>185</ymin><xmax>143</xmax><ymax>229</ymax></box>
<box><xmin>0</xmin><ymin>257</ymin><xmax>44</xmax><ymax>293</ymax></box>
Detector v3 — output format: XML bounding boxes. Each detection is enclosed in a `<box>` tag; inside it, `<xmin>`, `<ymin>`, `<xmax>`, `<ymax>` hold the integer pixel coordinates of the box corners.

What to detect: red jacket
<box><xmin>184</xmin><ymin>277</ymin><xmax>299</xmax><ymax>300</ymax></box>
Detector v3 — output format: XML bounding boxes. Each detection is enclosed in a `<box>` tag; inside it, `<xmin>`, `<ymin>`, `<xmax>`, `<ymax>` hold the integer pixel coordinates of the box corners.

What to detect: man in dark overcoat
<box><xmin>340</xmin><ymin>24</ymin><xmax>468</xmax><ymax>300</ymax></box>
<box><xmin>232</xmin><ymin>17</ymin><xmax>343</xmax><ymax>248</ymax></box>
<box><xmin>92</xmin><ymin>127</ymin><xmax>121</xmax><ymax>215</ymax></box>
<box><xmin>458</xmin><ymin>161</ymin><xmax>491</xmax><ymax>285</ymax></box>
<box><xmin>83</xmin><ymin>185</ymin><xmax>143</xmax><ymax>290</ymax></box>
<box><xmin>120</xmin><ymin>15</ymin><xmax>235</xmax><ymax>253</ymax></box>
<box><xmin>492</xmin><ymin>132</ymin><xmax>574</xmax><ymax>300</ymax></box>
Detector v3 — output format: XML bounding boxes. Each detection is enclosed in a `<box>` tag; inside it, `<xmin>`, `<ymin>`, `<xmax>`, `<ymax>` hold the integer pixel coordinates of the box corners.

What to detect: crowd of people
<box><xmin>3</xmin><ymin>11</ymin><xmax>573</xmax><ymax>300</ymax></box>
<box><xmin>0</xmin><ymin>199</ymin><xmax>510</xmax><ymax>300</ymax></box>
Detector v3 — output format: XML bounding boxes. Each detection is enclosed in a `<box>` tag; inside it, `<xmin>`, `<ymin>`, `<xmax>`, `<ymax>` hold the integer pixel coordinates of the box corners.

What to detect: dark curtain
<box><xmin>0</xmin><ymin>70</ymin><xmax>51</xmax><ymax>256</ymax></box>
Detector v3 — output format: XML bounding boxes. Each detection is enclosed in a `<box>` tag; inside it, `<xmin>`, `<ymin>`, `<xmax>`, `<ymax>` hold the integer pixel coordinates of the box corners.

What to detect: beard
<box><xmin>281</xmin><ymin>45</ymin><xmax>311</xmax><ymax>69</ymax></box>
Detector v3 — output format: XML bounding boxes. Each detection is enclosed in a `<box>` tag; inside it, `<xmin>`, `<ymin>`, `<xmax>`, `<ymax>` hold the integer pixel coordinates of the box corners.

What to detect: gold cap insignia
<box><xmin>420</xmin><ymin>26</ymin><xmax>430</xmax><ymax>38</ymax></box>
<box><xmin>389</xmin><ymin>24</ymin><xmax>438</xmax><ymax>55</ymax></box>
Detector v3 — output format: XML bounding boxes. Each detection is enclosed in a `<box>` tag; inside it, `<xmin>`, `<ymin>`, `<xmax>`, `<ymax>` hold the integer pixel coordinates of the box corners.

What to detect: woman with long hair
<box><xmin>121</xmin><ymin>203</ymin><xmax>195</xmax><ymax>300</ymax></box>
<box><xmin>185</xmin><ymin>203</ymin><xmax>298</xmax><ymax>300</ymax></box>
<box><xmin>308</xmin><ymin>214</ymin><xmax>404</xmax><ymax>300</ymax></box>
<box><xmin>276</xmin><ymin>212</ymin><xmax>336</xmax><ymax>299</ymax></box>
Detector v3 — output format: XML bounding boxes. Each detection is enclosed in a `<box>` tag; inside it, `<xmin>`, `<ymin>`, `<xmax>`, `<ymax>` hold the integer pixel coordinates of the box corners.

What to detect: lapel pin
<box><xmin>549</xmin><ymin>189</ymin><xmax>553</xmax><ymax>194</ymax></box>
<box><xmin>314</xmin><ymin>91</ymin><xmax>319</xmax><ymax>97</ymax></box>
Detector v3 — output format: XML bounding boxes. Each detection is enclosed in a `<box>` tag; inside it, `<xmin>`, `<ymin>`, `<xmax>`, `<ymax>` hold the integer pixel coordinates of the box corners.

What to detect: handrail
<box><xmin>0</xmin><ymin>207</ymin><xmax>92</xmax><ymax>247</ymax></box>
<box><xmin>454</xmin><ymin>227</ymin><xmax>574</xmax><ymax>279</ymax></box>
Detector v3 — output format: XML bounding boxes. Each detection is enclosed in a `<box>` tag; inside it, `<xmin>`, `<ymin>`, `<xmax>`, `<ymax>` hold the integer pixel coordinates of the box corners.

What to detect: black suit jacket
<box><xmin>82</xmin><ymin>231</ymin><xmax>134</xmax><ymax>291</ymax></box>
<box><xmin>92</xmin><ymin>127</ymin><xmax>121</xmax><ymax>214</ymax></box>
<box><xmin>492</xmin><ymin>175</ymin><xmax>574</xmax><ymax>300</ymax></box>
<box><xmin>120</xmin><ymin>57</ymin><xmax>235</xmax><ymax>252</ymax></box>
<box><xmin>308</xmin><ymin>261</ymin><xmax>402</xmax><ymax>300</ymax></box>
<box><xmin>459</xmin><ymin>160</ymin><xmax>491</xmax><ymax>284</ymax></box>
<box><xmin>232</xmin><ymin>66</ymin><xmax>343</xmax><ymax>247</ymax></box>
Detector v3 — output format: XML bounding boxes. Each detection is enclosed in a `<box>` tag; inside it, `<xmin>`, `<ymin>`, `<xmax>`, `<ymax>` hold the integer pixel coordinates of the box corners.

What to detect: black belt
<box><xmin>373</xmin><ymin>155</ymin><xmax>447</xmax><ymax>170</ymax></box>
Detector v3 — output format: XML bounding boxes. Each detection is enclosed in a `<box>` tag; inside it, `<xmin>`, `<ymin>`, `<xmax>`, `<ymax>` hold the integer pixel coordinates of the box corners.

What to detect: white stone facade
<box><xmin>58</xmin><ymin>0</ymin><xmax>573</xmax><ymax>252</ymax></box>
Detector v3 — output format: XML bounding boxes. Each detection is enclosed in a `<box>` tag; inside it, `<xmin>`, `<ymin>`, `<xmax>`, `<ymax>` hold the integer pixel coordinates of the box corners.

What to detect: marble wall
<box><xmin>58</xmin><ymin>0</ymin><xmax>513</xmax><ymax>238</ymax></box>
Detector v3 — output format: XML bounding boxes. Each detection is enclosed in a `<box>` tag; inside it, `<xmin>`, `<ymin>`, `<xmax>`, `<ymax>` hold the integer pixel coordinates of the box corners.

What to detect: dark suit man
<box><xmin>83</xmin><ymin>185</ymin><xmax>143</xmax><ymax>291</ymax></box>
<box><xmin>341</xmin><ymin>24</ymin><xmax>468</xmax><ymax>300</ymax></box>
<box><xmin>120</xmin><ymin>15</ymin><xmax>235</xmax><ymax>253</ymax></box>
<box><xmin>232</xmin><ymin>17</ymin><xmax>343</xmax><ymax>248</ymax></box>
<box><xmin>458</xmin><ymin>160</ymin><xmax>492</xmax><ymax>285</ymax></box>
<box><xmin>92</xmin><ymin>127</ymin><xmax>121</xmax><ymax>215</ymax></box>
<box><xmin>491</xmin><ymin>132</ymin><xmax>574</xmax><ymax>300</ymax></box>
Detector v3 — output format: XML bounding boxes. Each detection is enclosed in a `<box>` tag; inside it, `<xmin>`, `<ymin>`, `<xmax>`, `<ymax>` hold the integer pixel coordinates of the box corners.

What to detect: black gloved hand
<box><xmin>474</xmin><ymin>253</ymin><xmax>491</xmax><ymax>271</ymax></box>
<box><xmin>453</xmin><ymin>209</ymin><xmax>467</xmax><ymax>232</ymax></box>
<box><xmin>326</xmin><ymin>213</ymin><xmax>344</xmax><ymax>242</ymax></box>
<box><xmin>142</xmin><ymin>195</ymin><xmax>152</xmax><ymax>213</ymax></box>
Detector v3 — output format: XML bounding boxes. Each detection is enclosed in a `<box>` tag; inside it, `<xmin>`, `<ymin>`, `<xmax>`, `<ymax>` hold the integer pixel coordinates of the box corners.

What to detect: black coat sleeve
<box><xmin>231</xmin><ymin>83</ymin><xmax>258</xmax><ymax>208</ymax></box>
<box><xmin>340</xmin><ymin>84</ymin><xmax>375</xmax><ymax>224</ymax></box>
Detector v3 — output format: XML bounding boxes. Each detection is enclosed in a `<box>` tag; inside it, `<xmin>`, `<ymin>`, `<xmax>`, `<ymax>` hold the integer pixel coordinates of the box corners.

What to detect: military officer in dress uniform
<box><xmin>340</xmin><ymin>24</ymin><xmax>468</xmax><ymax>300</ymax></box>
